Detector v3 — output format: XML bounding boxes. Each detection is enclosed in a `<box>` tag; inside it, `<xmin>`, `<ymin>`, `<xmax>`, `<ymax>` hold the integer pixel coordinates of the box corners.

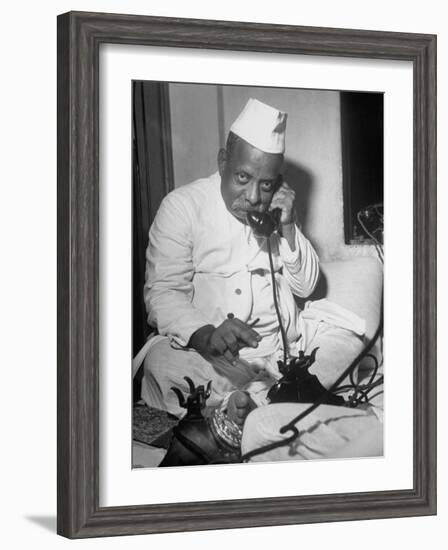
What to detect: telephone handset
<box><xmin>246</xmin><ymin>208</ymin><xmax>282</xmax><ymax>238</ymax></box>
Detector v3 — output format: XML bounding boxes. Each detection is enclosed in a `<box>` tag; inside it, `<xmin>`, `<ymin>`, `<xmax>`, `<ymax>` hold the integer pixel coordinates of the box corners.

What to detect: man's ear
<box><xmin>217</xmin><ymin>148</ymin><xmax>227</xmax><ymax>176</ymax></box>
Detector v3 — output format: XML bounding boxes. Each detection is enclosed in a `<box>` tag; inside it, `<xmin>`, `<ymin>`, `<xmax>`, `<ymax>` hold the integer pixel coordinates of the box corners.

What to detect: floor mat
<box><xmin>133</xmin><ymin>402</ymin><xmax>179</xmax><ymax>449</ymax></box>
<box><xmin>132</xmin><ymin>440</ymin><xmax>167</xmax><ymax>468</ymax></box>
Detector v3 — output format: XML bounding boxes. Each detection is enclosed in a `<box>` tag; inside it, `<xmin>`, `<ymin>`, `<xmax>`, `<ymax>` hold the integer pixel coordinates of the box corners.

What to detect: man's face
<box><xmin>218</xmin><ymin>138</ymin><xmax>284</xmax><ymax>223</ymax></box>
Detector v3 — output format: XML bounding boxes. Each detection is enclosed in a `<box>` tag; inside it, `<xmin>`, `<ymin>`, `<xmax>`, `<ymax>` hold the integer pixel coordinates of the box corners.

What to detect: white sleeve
<box><xmin>277</xmin><ymin>224</ymin><xmax>320</xmax><ymax>298</ymax></box>
<box><xmin>144</xmin><ymin>192</ymin><xmax>212</xmax><ymax>347</ymax></box>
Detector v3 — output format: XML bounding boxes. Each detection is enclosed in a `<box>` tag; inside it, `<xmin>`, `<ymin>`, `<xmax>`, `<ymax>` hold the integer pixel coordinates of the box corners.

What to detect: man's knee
<box><xmin>142</xmin><ymin>337</ymin><xmax>216</xmax><ymax>393</ymax></box>
<box><xmin>143</xmin><ymin>338</ymin><xmax>191</xmax><ymax>382</ymax></box>
<box><xmin>241</xmin><ymin>403</ymin><xmax>301</xmax><ymax>454</ymax></box>
<box><xmin>307</xmin><ymin>329</ymin><xmax>365</xmax><ymax>390</ymax></box>
<box><xmin>241</xmin><ymin>403</ymin><xmax>383</xmax><ymax>461</ymax></box>
<box><xmin>141</xmin><ymin>338</ymin><xmax>197</xmax><ymax>414</ymax></box>
<box><xmin>142</xmin><ymin>339</ymin><xmax>168</xmax><ymax>380</ymax></box>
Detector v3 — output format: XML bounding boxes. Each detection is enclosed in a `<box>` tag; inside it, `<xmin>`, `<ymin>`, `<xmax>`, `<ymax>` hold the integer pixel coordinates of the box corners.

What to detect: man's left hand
<box><xmin>269</xmin><ymin>181</ymin><xmax>296</xmax><ymax>226</ymax></box>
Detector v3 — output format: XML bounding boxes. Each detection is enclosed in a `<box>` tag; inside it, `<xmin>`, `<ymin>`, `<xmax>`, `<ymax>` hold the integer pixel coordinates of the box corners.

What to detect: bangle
<box><xmin>209</xmin><ymin>408</ymin><xmax>243</xmax><ymax>450</ymax></box>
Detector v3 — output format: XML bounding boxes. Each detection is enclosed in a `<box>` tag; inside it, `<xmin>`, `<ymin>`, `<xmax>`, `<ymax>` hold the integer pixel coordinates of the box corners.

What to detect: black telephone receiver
<box><xmin>246</xmin><ymin>208</ymin><xmax>282</xmax><ymax>238</ymax></box>
<box><xmin>246</xmin><ymin>175</ymin><xmax>283</xmax><ymax>237</ymax></box>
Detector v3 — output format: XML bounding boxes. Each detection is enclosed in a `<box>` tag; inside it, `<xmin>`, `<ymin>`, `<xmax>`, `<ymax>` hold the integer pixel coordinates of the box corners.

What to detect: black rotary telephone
<box><xmin>158</xmin><ymin>377</ymin><xmax>242</xmax><ymax>467</ymax></box>
<box><xmin>267</xmin><ymin>348</ymin><xmax>346</xmax><ymax>406</ymax></box>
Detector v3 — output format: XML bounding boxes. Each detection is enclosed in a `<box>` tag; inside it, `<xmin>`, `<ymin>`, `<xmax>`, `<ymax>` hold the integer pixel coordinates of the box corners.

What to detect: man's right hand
<box><xmin>188</xmin><ymin>318</ymin><xmax>262</xmax><ymax>363</ymax></box>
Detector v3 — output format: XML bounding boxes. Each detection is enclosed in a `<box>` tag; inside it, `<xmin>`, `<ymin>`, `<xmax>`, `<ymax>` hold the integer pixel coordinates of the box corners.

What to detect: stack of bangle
<box><xmin>209</xmin><ymin>407</ymin><xmax>243</xmax><ymax>450</ymax></box>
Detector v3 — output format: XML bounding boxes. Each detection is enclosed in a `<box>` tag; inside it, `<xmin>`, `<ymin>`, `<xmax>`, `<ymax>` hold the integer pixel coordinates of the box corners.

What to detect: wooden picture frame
<box><xmin>57</xmin><ymin>10</ymin><xmax>437</xmax><ymax>538</ymax></box>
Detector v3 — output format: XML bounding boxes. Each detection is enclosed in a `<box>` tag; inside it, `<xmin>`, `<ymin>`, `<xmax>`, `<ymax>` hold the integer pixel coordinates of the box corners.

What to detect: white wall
<box><xmin>1</xmin><ymin>1</ymin><xmax>445</xmax><ymax>550</ymax></box>
<box><xmin>170</xmin><ymin>83</ymin><xmax>221</xmax><ymax>187</ymax></box>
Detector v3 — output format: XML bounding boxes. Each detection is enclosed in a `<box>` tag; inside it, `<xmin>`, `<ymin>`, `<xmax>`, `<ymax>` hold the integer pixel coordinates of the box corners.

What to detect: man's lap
<box><xmin>141</xmin><ymin>337</ymin><xmax>276</xmax><ymax>416</ymax></box>
<box><xmin>140</xmin><ymin>326</ymin><xmax>382</xmax><ymax>462</ymax></box>
<box><xmin>140</xmin><ymin>299</ymin><xmax>380</xmax><ymax>432</ymax></box>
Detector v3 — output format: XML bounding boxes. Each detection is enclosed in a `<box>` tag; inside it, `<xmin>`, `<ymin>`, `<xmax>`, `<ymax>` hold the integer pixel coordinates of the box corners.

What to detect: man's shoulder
<box><xmin>164</xmin><ymin>172</ymin><xmax>220</xmax><ymax>207</ymax></box>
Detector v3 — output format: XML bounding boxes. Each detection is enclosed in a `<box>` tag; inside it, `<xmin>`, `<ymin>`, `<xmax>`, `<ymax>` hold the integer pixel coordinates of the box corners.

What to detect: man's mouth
<box><xmin>233</xmin><ymin>207</ymin><xmax>262</xmax><ymax>214</ymax></box>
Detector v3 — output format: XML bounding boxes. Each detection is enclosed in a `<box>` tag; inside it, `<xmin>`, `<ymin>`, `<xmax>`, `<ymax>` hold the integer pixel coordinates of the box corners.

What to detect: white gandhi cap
<box><xmin>229</xmin><ymin>98</ymin><xmax>287</xmax><ymax>154</ymax></box>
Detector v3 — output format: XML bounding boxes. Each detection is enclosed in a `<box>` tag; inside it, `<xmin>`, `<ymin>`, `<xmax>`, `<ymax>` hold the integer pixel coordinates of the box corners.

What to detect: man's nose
<box><xmin>245</xmin><ymin>182</ymin><xmax>261</xmax><ymax>206</ymax></box>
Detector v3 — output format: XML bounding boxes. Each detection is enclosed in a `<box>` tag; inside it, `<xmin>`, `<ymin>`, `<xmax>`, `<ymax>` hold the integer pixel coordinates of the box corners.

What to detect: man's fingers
<box><xmin>269</xmin><ymin>182</ymin><xmax>295</xmax><ymax>225</ymax></box>
<box><xmin>228</xmin><ymin>320</ymin><xmax>261</xmax><ymax>348</ymax></box>
<box><xmin>212</xmin><ymin>338</ymin><xmax>240</xmax><ymax>365</ymax></box>
<box><xmin>277</xmin><ymin>181</ymin><xmax>293</xmax><ymax>194</ymax></box>
<box><xmin>210</xmin><ymin>331</ymin><xmax>240</xmax><ymax>359</ymax></box>
<box><xmin>222</xmin><ymin>332</ymin><xmax>239</xmax><ymax>356</ymax></box>
<box><xmin>271</xmin><ymin>183</ymin><xmax>295</xmax><ymax>205</ymax></box>
<box><xmin>207</xmin><ymin>319</ymin><xmax>262</xmax><ymax>360</ymax></box>
<box><xmin>231</xmin><ymin>317</ymin><xmax>261</xmax><ymax>338</ymax></box>
<box><xmin>208</xmin><ymin>336</ymin><xmax>227</xmax><ymax>357</ymax></box>
<box><xmin>223</xmin><ymin>349</ymin><xmax>238</xmax><ymax>364</ymax></box>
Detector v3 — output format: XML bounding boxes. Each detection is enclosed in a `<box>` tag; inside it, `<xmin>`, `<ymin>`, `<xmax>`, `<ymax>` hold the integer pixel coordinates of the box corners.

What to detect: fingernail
<box><xmin>251</xmin><ymin>340</ymin><xmax>258</xmax><ymax>347</ymax></box>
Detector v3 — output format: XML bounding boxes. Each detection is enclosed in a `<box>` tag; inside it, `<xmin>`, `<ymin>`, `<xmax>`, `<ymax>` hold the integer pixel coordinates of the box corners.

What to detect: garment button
<box><xmin>235</xmin><ymin>288</ymin><xmax>242</xmax><ymax>295</ymax></box>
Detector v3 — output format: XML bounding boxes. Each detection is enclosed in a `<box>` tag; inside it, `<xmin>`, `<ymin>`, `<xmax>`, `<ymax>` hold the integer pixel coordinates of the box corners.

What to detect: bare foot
<box><xmin>226</xmin><ymin>391</ymin><xmax>256</xmax><ymax>427</ymax></box>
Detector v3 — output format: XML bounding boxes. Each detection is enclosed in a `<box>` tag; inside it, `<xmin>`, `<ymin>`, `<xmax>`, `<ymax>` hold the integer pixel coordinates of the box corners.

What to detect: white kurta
<box><xmin>136</xmin><ymin>171</ymin><xmax>368</xmax><ymax>417</ymax></box>
<box><xmin>144</xmin><ymin>171</ymin><xmax>320</xmax><ymax>362</ymax></box>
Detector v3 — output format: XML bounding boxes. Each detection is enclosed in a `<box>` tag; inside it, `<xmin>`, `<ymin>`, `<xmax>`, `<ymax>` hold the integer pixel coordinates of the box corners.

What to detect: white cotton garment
<box><xmin>230</xmin><ymin>98</ymin><xmax>287</xmax><ymax>154</ymax></box>
<box><xmin>142</xmin><ymin>171</ymin><xmax>320</xmax><ymax>355</ymax></box>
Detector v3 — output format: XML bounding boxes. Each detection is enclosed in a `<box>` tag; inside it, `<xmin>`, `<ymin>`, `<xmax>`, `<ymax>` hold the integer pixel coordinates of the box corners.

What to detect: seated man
<box><xmin>135</xmin><ymin>98</ymin><xmax>382</xmax><ymax>459</ymax></box>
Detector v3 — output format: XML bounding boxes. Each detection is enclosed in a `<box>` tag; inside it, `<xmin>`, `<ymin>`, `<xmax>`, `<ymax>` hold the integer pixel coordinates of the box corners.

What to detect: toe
<box><xmin>233</xmin><ymin>391</ymin><xmax>250</xmax><ymax>408</ymax></box>
<box><xmin>226</xmin><ymin>391</ymin><xmax>256</xmax><ymax>426</ymax></box>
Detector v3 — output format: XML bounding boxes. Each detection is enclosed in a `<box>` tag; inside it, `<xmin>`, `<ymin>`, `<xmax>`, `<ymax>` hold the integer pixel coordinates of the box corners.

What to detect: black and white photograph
<box><xmin>131</xmin><ymin>82</ymin><xmax>384</xmax><ymax>468</ymax></box>
<box><xmin>1</xmin><ymin>0</ymin><xmax>441</xmax><ymax>544</ymax></box>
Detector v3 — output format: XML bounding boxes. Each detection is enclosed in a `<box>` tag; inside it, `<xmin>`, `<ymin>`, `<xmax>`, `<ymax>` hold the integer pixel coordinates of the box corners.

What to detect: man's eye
<box><xmin>236</xmin><ymin>173</ymin><xmax>250</xmax><ymax>184</ymax></box>
<box><xmin>261</xmin><ymin>181</ymin><xmax>274</xmax><ymax>191</ymax></box>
